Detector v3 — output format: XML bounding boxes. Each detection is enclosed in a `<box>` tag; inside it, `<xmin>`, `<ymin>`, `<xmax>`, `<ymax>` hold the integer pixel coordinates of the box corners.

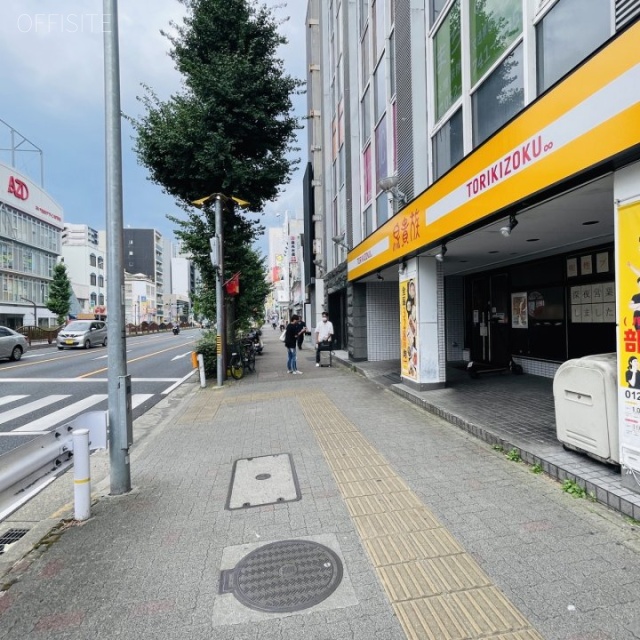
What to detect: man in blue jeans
<box><xmin>315</xmin><ymin>312</ymin><xmax>334</xmax><ymax>366</ymax></box>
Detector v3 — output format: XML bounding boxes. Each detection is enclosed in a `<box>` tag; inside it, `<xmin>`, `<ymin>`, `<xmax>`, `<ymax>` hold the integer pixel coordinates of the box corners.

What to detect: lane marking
<box><xmin>0</xmin><ymin>395</ymin><xmax>28</xmax><ymax>407</ymax></box>
<box><xmin>171</xmin><ymin>352</ymin><xmax>193</xmax><ymax>361</ymax></box>
<box><xmin>12</xmin><ymin>395</ymin><xmax>108</xmax><ymax>432</ymax></box>
<box><xmin>132</xmin><ymin>394</ymin><xmax>154</xmax><ymax>409</ymax></box>
<box><xmin>162</xmin><ymin>369</ymin><xmax>197</xmax><ymax>394</ymax></box>
<box><xmin>0</xmin><ymin>378</ymin><xmax>179</xmax><ymax>383</ymax></box>
<box><xmin>0</xmin><ymin>395</ymin><xmax>70</xmax><ymax>426</ymax></box>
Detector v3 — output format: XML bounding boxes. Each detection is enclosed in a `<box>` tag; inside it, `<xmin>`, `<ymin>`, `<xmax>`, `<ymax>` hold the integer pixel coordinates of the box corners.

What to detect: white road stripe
<box><xmin>0</xmin><ymin>395</ymin><xmax>27</xmax><ymax>407</ymax></box>
<box><xmin>131</xmin><ymin>394</ymin><xmax>154</xmax><ymax>409</ymax></box>
<box><xmin>162</xmin><ymin>369</ymin><xmax>197</xmax><ymax>395</ymax></box>
<box><xmin>0</xmin><ymin>378</ymin><xmax>179</xmax><ymax>383</ymax></box>
<box><xmin>12</xmin><ymin>394</ymin><xmax>108</xmax><ymax>432</ymax></box>
<box><xmin>0</xmin><ymin>395</ymin><xmax>70</xmax><ymax>426</ymax></box>
<box><xmin>171</xmin><ymin>352</ymin><xmax>193</xmax><ymax>361</ymax></box>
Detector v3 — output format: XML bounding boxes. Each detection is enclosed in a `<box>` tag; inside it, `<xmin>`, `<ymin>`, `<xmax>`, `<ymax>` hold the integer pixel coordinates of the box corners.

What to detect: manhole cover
<box><xmin>219</xmin><ymin>539</ymin><xmax>343</xmax><ymax>613</ymax></box>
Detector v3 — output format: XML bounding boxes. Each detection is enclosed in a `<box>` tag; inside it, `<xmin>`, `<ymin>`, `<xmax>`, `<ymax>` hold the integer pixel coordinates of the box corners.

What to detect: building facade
<box><xmin>307</xmin><ymin>0</ymin><xmax>640</xmax><ymax>491</ymax></box>
<box><xmin>0</xmin><ymin>162</ymin><xmax>63</xmax><ymax>328</ymax></box>
<box><xmin>61</xmin><ymin>223</ymin><xmax>106</xmax><ymax>319</ymax></box>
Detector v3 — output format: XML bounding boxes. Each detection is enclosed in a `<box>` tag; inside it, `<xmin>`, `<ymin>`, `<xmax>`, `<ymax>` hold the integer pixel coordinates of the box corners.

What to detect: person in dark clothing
<box><xmin>284</xmin><ymin>315</ymin><xmax>304</xmax><ymax>374</ymax></box>
<box><xmin>296</xmin><ymin>318</ymin><xmax>307</xmax><ymax>350</ymax></box>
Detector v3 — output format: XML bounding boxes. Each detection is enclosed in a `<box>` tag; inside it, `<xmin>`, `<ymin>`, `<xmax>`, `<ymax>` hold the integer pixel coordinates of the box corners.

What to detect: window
<box><xmin>430</xmin><ymin>0</ymin><xmax>448</xmax><ymax>26</ymax></box>
<box><xmin>375</xmin><ymin>115</ymin><xmax>388</xmax><ymax>185</ymax></box>
<box><xmin>361</xmin><ymin>26</ymin><xmax>370</xmax><ymax>86</ymax></box>
<box><xmin>376</xmin><ymin>192</ymin><xmax>389</xmax><ymax>228</ymax></box>
<box><xmin>433</xmin><ymin>107</ymin><xmax>463</xmax><ymax>179</ymax></box>
<box><xmin>90</xmin><ymin>254</ymin><xmax>97</xmax><ymax>267</ymax></box>
<box><xmin>90</xmin><ymin>273</ymin><xmax>97</xmax><ymax>286</ymax></box>
<box><xmin>389</xmin><ymin>30</ymin><xmax>396</xmax><ymax>97</ymax></box>
<box><xmin>470</xmin><ymin>0</ymin><xmax>522</xmax><ymax>86</ymax></box>
<box><xmin>536</xmin><ymin>0</ymin><xmax>610</xmax><ymax>94</ymax></box>
<box><xmin>361</xmin><ymin>88</ymin><xmax>371</xmax><ymax>143</ymax></box>
<box><xmin>360</xmin><ymin>0</ymin><xmax>369</xmax><ymax>33</ymax></box>
<box><xmin>363</xmin><ymin>144</ymin><xmax>373</xmax><ymax>204</ymax></box>
<box><xmin>364</xmin><ymin>205</ymin><xmax>374</xmax><ymax>236</ymax></box>
<box><xmin>434</xmin><ymin>0</ymin><xmax>461</xmax><ymax>121</ymax></box>
<box><xmin>98</xmin><ymin>275</ymin><xmax>104</xmax><ymax>287</ymax></box>
<box><xmin>374</xmin><ymin>58</ymin><xmax>386</xmax><ymax>123</ymax></box>
<box><xmin>472</xmin><ymin>43</ymin><xmax>524</xmax><ymax>146</ymax></box>
<box><xmin>97</xmin><ymin>257</ymin><xmax>104</xmax><ymax>269</ymax></box>
<box><xmin>374</xmin><ymin>0</ymin><xmax>385</xmax><ymax>61</ymax></box>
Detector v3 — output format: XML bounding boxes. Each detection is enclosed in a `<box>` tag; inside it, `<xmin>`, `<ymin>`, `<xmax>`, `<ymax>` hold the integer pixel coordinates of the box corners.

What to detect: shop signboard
<box><xmin>399</xmin><ymin>272</ymin><xmax>418</xmax><ymax>380</ymax></box>
<box><xmin>616</xmin><ymin>200</ymin><xmax>640</xmax><ymax>485</ymax></box>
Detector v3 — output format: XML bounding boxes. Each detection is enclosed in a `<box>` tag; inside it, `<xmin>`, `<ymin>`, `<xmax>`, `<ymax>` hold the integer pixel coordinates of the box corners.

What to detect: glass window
<box><xmin>470</xmin><ymin>0</ymin><xmax>522</xmax><ymax>86</ymax></box>
<box><xmin>374</xmin><ymin>58</ymin><xmax>386</xmax><ymax>123</ymax></box>
<box><xmin>434</xmin><ymin>0</ymin><xmax>461</xmax><ymax>121</ymax></box>
<box><xmin>361</xmin><ymin>88</ymin><xmax>371</xmax><ymax>144</ymax></box>
<box><xmin>430</xmin><ymin>0</ymin><xmax>448</xmax><ymax>26</ymax></box>
<box><xmin>433</xmin><ymin>107</ymin><xmax>463</xmax><ymax>179</ymax></box>
<box><xmin>389</xmin><ymin>30</ymin><xmax>396</xmax><ymax>97</ymax></box>
<box><xmin>363</xmin><ymin>144</ymin><xmax>373</xmax><ymax>204</ymax></box>
<box><xmin>361</xmin><ymin>26</ymin><xmax>370</xmax><ymax>86</ymax></box>
<box><xmin>536</xmin><ymin>0</ymin><xmax>610</xmax><ymax>94</ymax></box>
<box><xmin>98</xmin><ymin>257</ymin><xmax>104</xmax><ymax>269</ymax></box>
<box><xmin>98</xmin><ymin>275</ymin><xmax>104</xmax><ymax>287</ymax></box>
<box><xmin>364</xmin><ymin>205</ymin><xmax>374</xmax><ymax>237</ymax></box>
<box><xmin>375</xmin><ymin>115</ymin><xmax>388</xmax><ymax>185</ymax></box>
<box><xmin>90</xmin><ymin>254</ymin><xmax>97</xmax><ymax>267</ymax></box>
<box><xmin>392</xmin><ymin>101</ymin><xmax>398</xmax><ymax>172</ymax></box>
<box><xmin>376</xmin><ymin>192</ymin><xmax>389</xmax><ymax>227</ymax></box>
<box><xmin>90</xmin><ymin>273</ymin><xmax>97</xmax><ymax>286</ymax></box>
<box><xmin>360</xmin><ymin>0</ymin><xmax>368</xmax><ymax>33</ymax></box>
<box><xmin>472</xmin><ymin>43</ymin><xmax>524</xmax><ymax>146</ymax></box>
<box><xmin>374</xmin><ymin>0</ymin><xmax>385</xmax><ymax>60</ymax></box>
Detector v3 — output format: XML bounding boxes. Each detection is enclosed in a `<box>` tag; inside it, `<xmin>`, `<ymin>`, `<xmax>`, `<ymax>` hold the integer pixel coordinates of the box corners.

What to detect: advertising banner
<box><xmin>400</xmin><ymin>274</ymin><xmax>418</xmax><ymax>380</ymax></box>
<box><xmin>616</xmin><ymin>200</ymin><xmax>640</xmax><ymax>480</ymax></box>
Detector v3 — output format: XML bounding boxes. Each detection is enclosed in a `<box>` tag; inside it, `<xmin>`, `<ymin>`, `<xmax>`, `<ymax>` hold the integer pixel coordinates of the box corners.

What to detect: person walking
<box><xmin>315</xmin><ymin>311</ymin><xmax>334</xmax><ymax>366</ymax></box>
<box><xmin>284</xmin><ymin>314</ymin><xmax>304</xmax><ymax>374</ymax></box>
<box><xmin>296</xmin><ymin>317</ymin><xmax>307</xmax><ymax>350</ymax></box>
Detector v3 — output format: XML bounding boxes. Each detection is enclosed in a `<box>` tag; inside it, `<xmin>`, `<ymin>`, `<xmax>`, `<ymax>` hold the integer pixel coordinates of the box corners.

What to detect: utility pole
<box><xmin>103</xmin><ymin>0</ymin><xmax>132</xmax><ymax>495</ymax></box>
<box><xmin>215</xmin><ymin>195</ymin><xmax>225</xmax><ymax>387</ymax></box>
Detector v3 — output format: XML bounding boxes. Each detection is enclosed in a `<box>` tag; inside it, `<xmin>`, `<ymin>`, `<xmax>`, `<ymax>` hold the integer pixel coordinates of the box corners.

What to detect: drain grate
<box><xmin>219</xmin><ymin>539</ymin><xmax>343</xmax><ymax>613</ymax></box>
<box><xmin>0</xmin><ymin>528</ymin><xmax>29</xmax><ymax>555</ymax></box>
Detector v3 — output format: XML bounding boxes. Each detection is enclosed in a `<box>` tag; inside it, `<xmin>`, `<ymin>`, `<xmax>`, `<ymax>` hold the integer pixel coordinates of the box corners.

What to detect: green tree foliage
<box><xmin>128</xmin><ymin>0</ymin><xmax>302</xmax><ymax>329</ymax></box>
<box><xmin>47</xmin><ymin>262</ymin><xmax>72</xmax><ymax>323</ymax></box>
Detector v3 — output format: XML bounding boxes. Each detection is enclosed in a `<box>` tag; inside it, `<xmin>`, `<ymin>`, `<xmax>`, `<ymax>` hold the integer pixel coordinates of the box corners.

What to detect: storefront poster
<box><xmin>400</xmin><ymin>275</ymin><xmax>418</xmax><ymax>380</ymax></box>
<box><xmin>616</xmin><ymin>200</ymin><xmax>640</xmax><ymax>474</ymax></box>
<box><xmin>511</xmin><ymin>292</ymin><xmax>528</xmax><ymax>328</ymax></box>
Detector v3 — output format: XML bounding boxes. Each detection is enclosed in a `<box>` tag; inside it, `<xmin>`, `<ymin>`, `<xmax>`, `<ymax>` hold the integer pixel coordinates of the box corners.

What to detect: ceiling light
<box><xmin>435</xmin><ymin>244</ymin><xmax>447</xmax><ymax>262</ymax></box>
<box><xmin>500</xmin><ymin>214</ymin><xmax>519</xmax><ymax>237</ymax></box>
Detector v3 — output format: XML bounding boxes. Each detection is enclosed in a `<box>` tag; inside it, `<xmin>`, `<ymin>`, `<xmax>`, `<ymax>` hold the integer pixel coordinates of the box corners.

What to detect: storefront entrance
<box><xmin>470</xmin><ymin>273</ymin><xmax>510</xmax><ymax>367</ymax></box>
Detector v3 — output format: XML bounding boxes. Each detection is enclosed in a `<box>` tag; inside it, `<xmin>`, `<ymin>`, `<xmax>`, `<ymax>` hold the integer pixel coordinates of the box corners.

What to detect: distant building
<box><xmin>61</xmin><ymin>223</ymin><xmax>106</xmax><ymax>319</ymax></box>
<box><xmin>0</xmin><ymin>161</ymin><xmax>63</xmax><ymax>328</ymax></box>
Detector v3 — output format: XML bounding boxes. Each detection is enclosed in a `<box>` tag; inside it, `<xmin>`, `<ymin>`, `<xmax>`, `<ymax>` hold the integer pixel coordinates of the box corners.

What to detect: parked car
<box><xmin>57</xmin><ymin>320</ymin><xmax>108</xmax><ymax>350</ymax></box>
<box><xmin>0</xmin><ymin>326</ymin><xmax>30</xmax><ymax>361</ymax></box>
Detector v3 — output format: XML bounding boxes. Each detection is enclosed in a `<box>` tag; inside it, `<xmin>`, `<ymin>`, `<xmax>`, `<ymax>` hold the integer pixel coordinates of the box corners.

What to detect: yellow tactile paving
<box><xmin>298</xmin><ymin>392</ymin><xmax>544</xmax><ymax>640</ymax></box>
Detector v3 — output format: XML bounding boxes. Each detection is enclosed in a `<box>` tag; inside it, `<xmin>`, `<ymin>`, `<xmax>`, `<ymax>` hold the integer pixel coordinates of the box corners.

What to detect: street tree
<box><xmin>47</xmin><ymin>262</ymin><xmax>72</xmax><ymax>324</ymax></box>
<box><xmin>128</xmin><ymin>0</ymin><xmax>302</xmax><ymax>328</ymax></box>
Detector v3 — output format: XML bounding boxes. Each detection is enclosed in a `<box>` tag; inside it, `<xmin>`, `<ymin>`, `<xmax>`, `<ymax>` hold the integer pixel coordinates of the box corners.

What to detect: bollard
<box><xmin>191</xmin><ymin>351</ymin><xmax>198</xmax><ymax>369</ymax></box>
<box><xmin>73</xmin><ymin>429</ymin><xmax>91</xmax><ymax>521</ymax></box>
<box><xmin>197</xmin><ymin>353</ymin><xmax>206</xmax><ymax>388</ymax></box>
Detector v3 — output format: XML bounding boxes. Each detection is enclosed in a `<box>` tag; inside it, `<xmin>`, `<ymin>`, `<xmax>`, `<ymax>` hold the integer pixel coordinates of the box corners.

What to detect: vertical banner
<box><xmin>400</xmin><ymin>273</ymin><xmax>418</xmax><ymax>380</ymax></box>
<box><xmin>616</xmin><ymin>200</ymin><xmax>640</xmax><ymax>481</ymax></box>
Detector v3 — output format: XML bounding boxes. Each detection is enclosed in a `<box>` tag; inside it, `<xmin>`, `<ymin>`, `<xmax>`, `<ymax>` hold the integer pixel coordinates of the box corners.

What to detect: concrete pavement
<box><xmin>1</xmin><ymin>329</ymin><xmax>639</xmax><ymax>639</ymax></box>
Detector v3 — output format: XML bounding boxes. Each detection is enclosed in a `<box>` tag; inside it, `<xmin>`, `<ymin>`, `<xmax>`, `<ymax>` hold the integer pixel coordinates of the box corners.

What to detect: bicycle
<box><xmin>228</xmin><ymin>339</ymin><xmax>256</xmax><ymax>380</ymax></box>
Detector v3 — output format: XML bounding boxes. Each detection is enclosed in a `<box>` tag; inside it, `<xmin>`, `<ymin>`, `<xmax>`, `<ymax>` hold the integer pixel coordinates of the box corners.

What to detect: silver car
<box><xmin>57</xmin><ymin>320</ymin><xmax>108</xmax><ymax>350</ymax></box>
<box><xmin>0</xmin><ymin>326</ymin><xmax>30</xmax><ymax>362</ymax></box>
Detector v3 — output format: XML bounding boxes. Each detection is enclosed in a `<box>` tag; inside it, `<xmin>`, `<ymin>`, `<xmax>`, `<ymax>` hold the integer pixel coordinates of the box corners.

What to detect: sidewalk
<box><xmin>1</xmin><ymin>330</ymin><xmax>639</xmax><ymax>639</ymax></box>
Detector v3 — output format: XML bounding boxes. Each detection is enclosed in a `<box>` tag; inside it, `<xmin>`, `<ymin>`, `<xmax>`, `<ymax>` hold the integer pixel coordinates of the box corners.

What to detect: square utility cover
<box><xmin>226</xmin><ymin>453</ymin><xmax>301</xmax><ymax>510</ymax></box>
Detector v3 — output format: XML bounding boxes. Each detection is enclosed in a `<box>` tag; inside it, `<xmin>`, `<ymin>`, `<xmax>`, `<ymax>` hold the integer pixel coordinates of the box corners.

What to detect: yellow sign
<box><xmin>348</xmin><ymin>21</ymin><xmax>640</xmax><ymax>281</ymax></box>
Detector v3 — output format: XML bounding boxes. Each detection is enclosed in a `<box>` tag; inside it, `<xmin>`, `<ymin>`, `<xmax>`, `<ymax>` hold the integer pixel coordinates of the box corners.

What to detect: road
<box><xmin>0</xmin><ymin>329</ymin><xmax>200</xmax><ymax>455</ymax></box>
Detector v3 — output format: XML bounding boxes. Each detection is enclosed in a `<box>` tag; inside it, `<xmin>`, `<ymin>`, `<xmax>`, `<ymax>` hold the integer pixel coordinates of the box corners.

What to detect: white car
<box><xmin>57</xmin><ymin>320</ymin><xmax>108</xmax><ymax>350</ymax></box>
<box><xmin>0</xmin><ymin>326</ymin><xmax>30</xmax><ymax>362</ymax></box>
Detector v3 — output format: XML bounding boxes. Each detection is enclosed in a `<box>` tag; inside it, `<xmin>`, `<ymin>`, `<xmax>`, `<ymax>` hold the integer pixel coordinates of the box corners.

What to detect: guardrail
<box><xmin>0</xmin><ymin>411</ymin><xmax>107</xmax><ymax>523</ymax></box>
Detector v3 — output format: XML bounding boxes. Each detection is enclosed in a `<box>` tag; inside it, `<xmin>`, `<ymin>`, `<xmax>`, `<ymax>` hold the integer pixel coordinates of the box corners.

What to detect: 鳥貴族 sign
<box><xmin>348</xmin><ymin>20</ymin><xmax>640</xmax><ymax>281</ymax></box>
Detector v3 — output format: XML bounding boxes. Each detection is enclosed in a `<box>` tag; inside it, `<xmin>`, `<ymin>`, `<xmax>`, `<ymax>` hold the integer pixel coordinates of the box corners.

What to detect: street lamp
<box><xmin>191</xmin><ymin>193</ymin><xmax>250</xmax><ymax>388</ymax></box>
<box><xmin>21</xmin><ymin>297</ymin><xmax>36</xmax><ymax>327</ymax></box>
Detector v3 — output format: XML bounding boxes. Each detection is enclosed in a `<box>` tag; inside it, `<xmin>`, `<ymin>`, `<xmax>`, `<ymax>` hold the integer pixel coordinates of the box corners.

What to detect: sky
<box><xmin>0</xmin><ymin>0</ymin><xmax>308</xmax><ymax>256</ymax></box>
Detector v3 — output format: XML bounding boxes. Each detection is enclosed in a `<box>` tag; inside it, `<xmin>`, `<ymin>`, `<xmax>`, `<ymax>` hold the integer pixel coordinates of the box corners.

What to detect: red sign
<box><xmin>8</xmin><ymin>176</ymin><xmax>29</xmax><ymax>201</ymax></box>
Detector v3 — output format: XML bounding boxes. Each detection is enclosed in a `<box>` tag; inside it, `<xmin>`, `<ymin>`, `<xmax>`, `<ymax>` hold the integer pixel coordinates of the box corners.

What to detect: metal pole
<box><xmin>103</xmin><ymin>0</ymin><xmax>131</xmax><ymax>495</ymax></box>
<box><xmin>215</xmin><ymin>195</ymin><xmax>225</xmax><ymax>386</ymax></box>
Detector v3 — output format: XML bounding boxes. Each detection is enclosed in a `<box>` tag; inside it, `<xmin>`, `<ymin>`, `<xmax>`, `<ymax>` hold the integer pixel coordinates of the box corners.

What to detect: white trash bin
<box><xmin>553</xmin><ymin>353</ymin><xmax>619</xmax><ymax>464</ymax></box>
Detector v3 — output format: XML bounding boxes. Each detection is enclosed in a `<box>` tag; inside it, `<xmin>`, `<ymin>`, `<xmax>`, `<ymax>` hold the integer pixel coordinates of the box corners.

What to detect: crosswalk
<box><xmin>0</xmin><ymin>394</ymin><xmax>155</xmax><ymax>433</ymax></box>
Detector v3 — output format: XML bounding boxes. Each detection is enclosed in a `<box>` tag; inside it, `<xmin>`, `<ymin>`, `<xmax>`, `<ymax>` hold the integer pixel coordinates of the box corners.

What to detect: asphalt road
<box><xmin>0</xmin><ymin>329</ymin><xmax>200</xmax><ymax>455</ymax></box>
